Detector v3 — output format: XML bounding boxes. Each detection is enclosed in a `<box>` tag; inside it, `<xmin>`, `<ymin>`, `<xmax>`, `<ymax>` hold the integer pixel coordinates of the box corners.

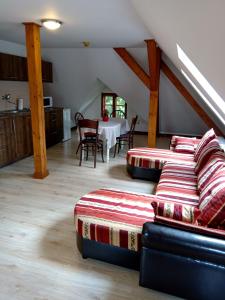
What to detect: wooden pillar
<box><xmin>146</xmin><ymin>40</ymin><xmax>161</xmax><ymax>148</ymax></box>
<box><xmin>24</xmin><ymin>23</ymin><xmax>49</xmax><ymax>179</ymax></box>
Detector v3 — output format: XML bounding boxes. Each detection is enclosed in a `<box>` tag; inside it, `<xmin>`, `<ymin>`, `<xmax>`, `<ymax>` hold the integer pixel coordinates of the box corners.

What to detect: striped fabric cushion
<box><xmin>127</xmin><ymin>148</ymin><xmax>195</xmax><ymax>170</ymax></box>
<box><xmin>198</xmin><ymin>169</ymin><xmax>225</xmax><ymax>227</ymax></box>
<box><xmin>154</xmin><ymin>215</ymin><xmax>225</xmax><ymax>239</ymax></box>
<box><xmin>194</xmin><ymin>128</ymin><xmax>216</xmax><ymax>162</ymax></box>
<box><xmin>74</xmin><ymin>189</ymin><xmax>157</xmax><ymax>251</ymax></box>
<box><xmin>197</xmin><ymin>151</ymin><xmax>225</xmax><ymax>192</ymax></box>
<box><xmin>152</xmin><ymin>201</ymin><xmax>200</xmax><ymax>223</ymax></box>
<box><xmin>195</xmin><ymin>138</ymin><xmax>222</xmax><ymax>174</ymax></box>
<box><xmin>170</xmin><ymin>135</ymin><xmax>200</xmax><ymax>151</ymax></box>
<box><xmin>156</xmin><ymin>162</ymin><xmax>199</xmax><ymax>206</ymax></box>
<box><xmin>174</xmin><ymin>137</ymin><xmax>196</xmax><ymax>154</ymax></box>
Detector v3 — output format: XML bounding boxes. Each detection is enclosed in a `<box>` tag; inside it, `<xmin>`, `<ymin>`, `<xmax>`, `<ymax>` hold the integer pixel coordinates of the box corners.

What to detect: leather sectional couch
<box><xmin>74</xmin><ymin>129</ymin><xmax>225</xmax><ymax>300</ymax></box>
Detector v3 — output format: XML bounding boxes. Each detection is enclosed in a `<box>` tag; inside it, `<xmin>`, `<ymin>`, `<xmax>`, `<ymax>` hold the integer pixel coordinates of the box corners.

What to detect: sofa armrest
<box><xmin>142</xmin><ymin>222</ymin><xmax>225</xmax><ymax>266</ymax></box>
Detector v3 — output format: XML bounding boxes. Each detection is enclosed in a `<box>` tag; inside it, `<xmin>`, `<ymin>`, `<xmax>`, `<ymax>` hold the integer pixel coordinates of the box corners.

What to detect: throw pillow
<box><xmin>194</xmin><ymin>128</ymin><xmax>216</xmax><ymax>162</ymax></box>
<box><xmin>198</xmin><ymin>169</ymin><xmax>225</xmax><ymax>227</ymax></box>
<box><xmin>197</xmin><ymin>151</ymin><xmax>225</xmax><ymax>192</ymax></box>
<box><xmin>194</xmin><ymin>138</ymin><xmax>221</xmax><ymax>174</ymax></box>
<box><xmin>174</xmin><ymin>137</ymin><xmax>196</xmax><ymax>154</ymax></box>
<box><xmin>151</xmin><ymin>201</ymin><xmax>200</xmax><ymax>223</ymax></box>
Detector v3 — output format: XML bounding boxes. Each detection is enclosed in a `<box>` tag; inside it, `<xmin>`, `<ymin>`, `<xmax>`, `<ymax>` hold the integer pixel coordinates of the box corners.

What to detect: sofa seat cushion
<box><xmin>155</xmin><ymin>162</ymin><xmax>199</xmax><ymax>206</ymax></box>
<box><xmin>127</xmin><ymin>148</ymin><xmax>195</xmax><ymax>170</ymax></box>
<box><xmin>74</xmin><ymin>189</ymin><xmax>157</xmax><ymax>252</ymax></box>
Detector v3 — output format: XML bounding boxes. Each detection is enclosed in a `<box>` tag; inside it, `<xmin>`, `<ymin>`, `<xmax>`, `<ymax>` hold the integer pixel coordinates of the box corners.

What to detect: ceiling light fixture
<box><xmin>41</xmin><ymin>19</ymin><xmax>62</xmax><ymax>30</ymax></box>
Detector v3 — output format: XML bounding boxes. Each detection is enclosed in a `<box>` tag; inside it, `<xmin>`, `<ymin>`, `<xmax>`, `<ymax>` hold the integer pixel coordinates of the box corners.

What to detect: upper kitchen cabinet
<box><xmin>0</xmin><ymin>52</ymin><xmax>53</xmax><ymax>82</ymax></box>
<box><xmin>0</xmin><ymin>53</ymin><xmax>27</xmax><ymax>81</ymax></box>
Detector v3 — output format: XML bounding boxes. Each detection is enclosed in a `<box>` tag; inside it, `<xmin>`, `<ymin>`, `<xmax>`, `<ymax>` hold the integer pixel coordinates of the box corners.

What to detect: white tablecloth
<box><xmin>110</xmin><ymin>118</ymin><xmax>130</xmax><ymax>135</ymax></box>
<box><xmin>98</xmin><ymin>120</ymin><xmax>121</xmax><ymax>149</ymax></box>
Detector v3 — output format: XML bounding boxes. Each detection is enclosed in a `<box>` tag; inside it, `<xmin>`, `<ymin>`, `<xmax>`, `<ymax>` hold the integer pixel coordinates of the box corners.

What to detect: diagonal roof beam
<box><xmin>114</xmin><ymin>48</ymin><xmax>150</xmax><ymax>89</ymax></box>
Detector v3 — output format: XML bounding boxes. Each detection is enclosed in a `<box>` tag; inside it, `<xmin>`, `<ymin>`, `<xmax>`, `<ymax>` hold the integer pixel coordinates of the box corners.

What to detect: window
<box><xmin>101</xmin><ymin>93</ymin><xmax>127</xmax><ymax>118</ymax></box>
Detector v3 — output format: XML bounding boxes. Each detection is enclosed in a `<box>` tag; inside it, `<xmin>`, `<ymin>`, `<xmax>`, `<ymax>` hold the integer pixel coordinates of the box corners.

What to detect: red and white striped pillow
<box><xmin>194</xmin><ymin>128</ymin><xmax>216</xmax><ymax>162</ymax></box>
<box><xmin>174</xmin><ymin>137</ymin><xmax>196</xmax><ymax>154</ymax></box>
<box><xmin>194</xmin><ymin>138</ymin><xmax>221</xmax><ymax>174</ymax></box>
<box><xmin>198</xmin><ymin>169</ymin><xmax>225</xmax><ymax>227</ymax></box>
<box><xmin>151</xmin><ymin>201</ymin><xmax>200</xmax><ymax>223</ymax></box>
<box><xmin>197</xmin><ymin>151</ymin><xmax>225</xmax><ymax>192</ymax></box>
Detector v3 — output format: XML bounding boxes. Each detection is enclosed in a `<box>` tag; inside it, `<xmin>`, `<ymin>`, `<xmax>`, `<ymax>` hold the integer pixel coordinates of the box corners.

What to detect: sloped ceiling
<box><xmin>132</xmin><ymin>0</ymin><xmax>225</xmax><ymax>130</ymax></box>
<box><xmin>0</xmin><ymin>0</ymin><xmax>150</xmax><ymax>47</ymax></box>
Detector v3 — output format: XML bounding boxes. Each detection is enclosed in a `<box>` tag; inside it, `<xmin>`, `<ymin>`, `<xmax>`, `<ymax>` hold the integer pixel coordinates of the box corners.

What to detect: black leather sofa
<box><xmin>140</xmin><ymin>222</ymin><xmax>225</xmax><ymax>300</ymax></box>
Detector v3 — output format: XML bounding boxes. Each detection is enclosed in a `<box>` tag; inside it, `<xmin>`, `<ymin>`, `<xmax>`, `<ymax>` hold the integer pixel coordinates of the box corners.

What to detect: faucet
<box><xmin>2</xmin><ymin>94</ymin><xmax>17</xmax><ymax>107</ymax></box>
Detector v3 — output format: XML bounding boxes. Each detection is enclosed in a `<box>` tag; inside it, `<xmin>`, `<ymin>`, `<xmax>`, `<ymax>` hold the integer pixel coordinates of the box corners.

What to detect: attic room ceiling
<box><xmin>0</xmin><ymin>0</ymin><xmax>150</xmax><ymax>48</ymax></box>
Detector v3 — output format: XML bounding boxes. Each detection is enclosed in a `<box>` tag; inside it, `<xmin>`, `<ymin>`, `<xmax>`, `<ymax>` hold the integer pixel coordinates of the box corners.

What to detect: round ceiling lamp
<box><xmin>41</xmin><ymin>19</ymin><xmax>62</xmax><ymax>30</ymax></box>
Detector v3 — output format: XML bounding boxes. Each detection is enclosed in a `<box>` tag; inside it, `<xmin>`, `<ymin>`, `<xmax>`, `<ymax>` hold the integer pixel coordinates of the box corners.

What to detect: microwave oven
<box><xmin>44</xmin><ymin>96</ymin><xmax>53</xmax><ymax>108</ymax></box>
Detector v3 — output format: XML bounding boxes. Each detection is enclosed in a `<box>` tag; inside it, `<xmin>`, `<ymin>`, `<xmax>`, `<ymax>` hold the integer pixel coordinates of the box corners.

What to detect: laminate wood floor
<box><xmin>0</xmin><ymin>133</ymin><xmax>179</xmax><ymax>300</ymax></box>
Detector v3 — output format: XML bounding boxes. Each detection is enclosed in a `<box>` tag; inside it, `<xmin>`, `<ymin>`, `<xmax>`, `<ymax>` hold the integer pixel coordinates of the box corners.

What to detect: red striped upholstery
<box><xmin>194</xmin><ymin>128</ymin><xmax>216</xmax><ymax>162</ymax></box>
<box><xmin>197</xmin><ymin>151</ymin><xmax>225</xmax><ymax>192</ymax></box>
<box><xmin>198</xmin><ymin>169</ymin><xmax>225</xmax><ymax>227</ymax></box>
<box><xmin>75</xmin><ymin>189</ymin><xmax>156</xmax><ymax>251</ymax></box>
<box><xmin>127</xmin><ymin>148</ymin><xmax>195</xmax><ymax>169</ymax></box>
<box><xmin>152</xmin><ymin>201</ymin><xmax>200</xmax><ymax>223</ymax></box>
<box><xmin>194</xmin><ymin>138</ymin><xmax>222</xmax><ymax>174</ymax></box>
<box><xmin>174</xmin><ymin>137</ymin><xmax>196</xmax><ymax>154</ymax></box>
<box><xmin>170</xmin><ymin>135</ymin><xmax>200</xmax><ymax>151</ymax></box>
<box><xmin>156</xmin><ymin>162</ymin><xmax>199</xmax><ymax>206</ymax></box>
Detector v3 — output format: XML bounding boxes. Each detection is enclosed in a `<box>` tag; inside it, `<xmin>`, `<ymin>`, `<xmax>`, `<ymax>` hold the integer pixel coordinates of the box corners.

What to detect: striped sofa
<box><xmin>74</xmin><ymin>131</ymin><xmax>225</xmax><ymax>299</ymax></box>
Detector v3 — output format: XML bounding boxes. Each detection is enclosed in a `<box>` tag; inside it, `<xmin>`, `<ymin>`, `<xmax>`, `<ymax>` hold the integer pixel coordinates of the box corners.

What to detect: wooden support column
<box><xmin>146</xmin><ymin>40</ymin><xmax>161</xmax><ymax>147</ymax></box>
<box><xmin>24</xmin><ymin>22</ymin><xmax>49</xmax><ymax>179</ymax></box>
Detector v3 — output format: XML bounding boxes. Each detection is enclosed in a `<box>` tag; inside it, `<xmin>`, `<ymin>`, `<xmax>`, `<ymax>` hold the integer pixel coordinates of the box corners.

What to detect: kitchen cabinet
<box><xmin>45</xmin><ymin>108</ymin><xmax>63</xmax><ymax>147</ymax></box>
<box><xmin>0</xmin><ymin>114</ymin><xmax>33</xmax><ymax>167</ymax></box>
<box><xmin>0</xmin><ymin>52</ymin><xmax>53</xmax><ymax>82</ymax></box>
<box><xmin>0</xmin><ymin>117</ymin><xmax>16</xmax><ymax>166</ymax></box>
<box><xmin>0</xmin><ymin>108</ymin><xmax>63</xmax><ymax>168</ymax></box>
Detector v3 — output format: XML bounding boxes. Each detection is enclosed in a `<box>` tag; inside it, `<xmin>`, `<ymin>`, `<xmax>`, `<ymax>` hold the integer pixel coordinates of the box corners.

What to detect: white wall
<box><xmin>43</xmin><ymin>47</ymin><xmax>209</xmax><ymax>134</ymax></box>
<box><xmin>132</xmin><ymin>0</ymin><xmax>225</xmax><ymax>135</ymax></box>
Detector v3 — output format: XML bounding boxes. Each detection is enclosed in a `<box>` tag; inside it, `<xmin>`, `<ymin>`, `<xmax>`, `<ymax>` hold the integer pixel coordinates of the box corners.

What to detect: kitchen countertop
<box><xmin>0</xmin><ymin>109</ymin><xmax>31</xmax><ymax>117</ymax></box>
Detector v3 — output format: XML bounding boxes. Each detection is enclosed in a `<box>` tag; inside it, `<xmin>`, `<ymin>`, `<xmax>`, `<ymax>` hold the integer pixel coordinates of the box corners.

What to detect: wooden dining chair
<box><xmin>77</xmin><ymin>119</ymin><xmax>104</xmax><ymax>168</ymax></box>
<box><xmin>113</xmin><ymin>115</ymin><xmax>138</xmax><ymax>157</ymax></box>
<box><xmin>75</xmin><ymin>112</ymin><xmax>98</xmax><ymax>154</ymax></box>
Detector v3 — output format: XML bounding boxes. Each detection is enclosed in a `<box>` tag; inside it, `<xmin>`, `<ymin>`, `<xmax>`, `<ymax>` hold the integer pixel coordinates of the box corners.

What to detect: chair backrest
<box><xmin>110</xmin><ymin>110</ymin><xmax>125</xmax><ymax>119</ymax></box>
<box><xmin>130</xmin><ymin>115</ymin><xmax>138</xmax><ymax>133</ymax></box>
<box><xmin>74</xmin><ymin>112</ymin><xmax>84</xmax><ymax>127</ymax></box>
<box><xmin>78</xmin><ymin>119</ymin><xmax>99</xmax><ymax>142</ymax></box>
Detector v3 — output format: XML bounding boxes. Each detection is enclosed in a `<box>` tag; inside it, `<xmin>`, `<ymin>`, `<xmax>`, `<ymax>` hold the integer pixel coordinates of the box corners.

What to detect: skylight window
<box><xmin>177</xmin><ymin>44</ymin><xmax>225</xmax><ymax>123</ymax></box>
<box><xmin>181</xmin><ymin>69</ymin><xmax>225</xmax><ymax>125</ymax></box>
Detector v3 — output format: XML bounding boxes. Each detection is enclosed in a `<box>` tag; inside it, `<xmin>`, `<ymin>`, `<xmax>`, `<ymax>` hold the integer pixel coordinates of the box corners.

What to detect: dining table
<box><xmin>98</xmin><ymin>118</ymin><xmax>130</xmax><ymax>162</ymax></box>
<box><xmin>81</xmin><ymin>118</ymin><xmax>129</xmax><ymax>162</ymax></box>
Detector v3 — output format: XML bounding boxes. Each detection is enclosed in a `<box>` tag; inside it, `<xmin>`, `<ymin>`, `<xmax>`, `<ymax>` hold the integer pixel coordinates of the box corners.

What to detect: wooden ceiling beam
<box><xmin>24</xmin><ymin>22</ymin><xmax>49</xmax><ymax>179</ymax></box>
<box><xmin>161</xmin><ymin>60</ymin><xmax>223</xmax><ymax>136</ymax></box>
<box><xmin>114</xmin><ymin>47</ymin><xmax>150</xmax><ymax>89</ymax></box>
